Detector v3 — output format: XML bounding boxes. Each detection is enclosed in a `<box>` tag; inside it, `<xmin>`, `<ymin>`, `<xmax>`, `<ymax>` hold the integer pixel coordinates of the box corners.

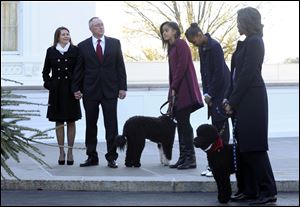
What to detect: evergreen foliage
<box><xmin>1</xmin><ymin>78</ymin><xmax>53</xmax><ymax>179</ymax></box>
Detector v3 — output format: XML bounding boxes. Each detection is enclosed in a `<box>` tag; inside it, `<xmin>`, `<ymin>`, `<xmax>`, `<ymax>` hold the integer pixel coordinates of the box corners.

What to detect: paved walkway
<box><xmin>1</xmin><ymin>137</ymin><xmax>299</xmax><ymax>192</ymax></box>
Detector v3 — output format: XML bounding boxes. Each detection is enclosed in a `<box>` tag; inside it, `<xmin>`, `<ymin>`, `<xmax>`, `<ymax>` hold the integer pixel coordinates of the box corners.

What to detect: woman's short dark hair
<box><xmin>237</xmin><ymin>7</ymin><xmax>264</xmax><ymax>37</ymax></box>
<box><xmin>185</xmin><ymin>23</ymin><xmax>203</xmax><ymax>40</ymax></box>
<box><xmin>53</xmin><ymin>26</ymin><xmax>73</xmax><ymax>47</ymax></box>
<box><xmin>160</xmin><ymin>21</ymin><xmax>181</xmax><ymax>50</ymax></box>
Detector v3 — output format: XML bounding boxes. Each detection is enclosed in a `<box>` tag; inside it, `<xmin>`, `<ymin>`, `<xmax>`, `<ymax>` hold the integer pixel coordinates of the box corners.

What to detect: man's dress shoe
<box><xmin>79</xmin><ymin>158</ymin><xmax>99</xmax><ymax>167</ymax></box>
<box><xmin>249</xmin><ymin>195</ymin><xmax>277</xmax><ymax>205</ymax></box>
<box><xmin>107</xmin><ymin>160</ymin><xmax>118</xmax><ymax>168</ymax></box>
<box><xmin>231</xmin><ymin>193</ymin><xmax>257</xmax><ymax>202</ymax></box>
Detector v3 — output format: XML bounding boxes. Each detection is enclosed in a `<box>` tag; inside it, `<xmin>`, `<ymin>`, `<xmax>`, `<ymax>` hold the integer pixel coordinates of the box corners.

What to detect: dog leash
<box><xmin>232</xmin><ymin>118</ymin><xmax>238</xmax><ymax>172</ymax></box>
<box><xmin>160</xmin><ymin>95</ymin><xmax>176</xmax><ymax>121</ymax></box>
<box><xmin>216</xmin><ymin>106</ymin><xmax>238</xmax><ymax>172</ymax></box>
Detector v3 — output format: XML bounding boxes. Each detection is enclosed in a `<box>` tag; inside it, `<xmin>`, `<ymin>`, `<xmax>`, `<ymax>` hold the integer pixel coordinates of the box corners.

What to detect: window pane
<box><xmin>1</xmin><ymin>1</ymin><xmax>18</xmax><ymax>51</ymax></box>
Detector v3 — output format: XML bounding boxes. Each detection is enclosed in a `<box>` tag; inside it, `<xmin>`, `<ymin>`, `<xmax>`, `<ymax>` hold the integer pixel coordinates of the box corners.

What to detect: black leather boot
<box><xmin>177</xmin><ymin>149</ymin><xmax>197</xmax><ymax>169</ymax></box>
<box><xmin>169</xmin><ymin>155</ymin><xmax>185</xmax><ymax>168</ymax></box>
<box><xmin>177</xmin><ymin>122</ymin><xmax>196</xmax><ymax>169</ymax></box>
<box><xmin>169</xmin><ymin>140</ymin><xmax>186</xmax><ymax>168</ymax></box>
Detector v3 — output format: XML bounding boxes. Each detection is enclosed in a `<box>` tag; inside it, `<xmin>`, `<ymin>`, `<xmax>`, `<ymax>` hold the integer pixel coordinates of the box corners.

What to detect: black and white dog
<box><xmin>194</xmin><ymin>124</ymin><xmax>240</xmax><ymax>203</ymax></box>
<box><xmin>114</xmin><ymin>115</ymin><xmax>176</xmax><ymax>167</ymax></box>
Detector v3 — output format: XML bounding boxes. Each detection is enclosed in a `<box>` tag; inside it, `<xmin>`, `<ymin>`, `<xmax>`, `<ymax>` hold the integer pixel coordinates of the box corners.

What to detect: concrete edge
<box><xmin>1</xmin><ymin>82</ymin><xmax>299</xmax><ymax>91</ymax></box>
<box><xmin>1</xmin><ymin>180</ymin><xmax>298</xmax><ymax>192</ymax></box>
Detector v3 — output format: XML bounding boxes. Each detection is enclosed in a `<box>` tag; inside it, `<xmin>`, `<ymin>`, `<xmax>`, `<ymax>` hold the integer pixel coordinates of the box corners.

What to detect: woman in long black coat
<box><xmin>223</xmin><ymin>7</ymin><xmax>277</xmax><ymax>205</ymax></box>
<box><xmin>42</xmin><ymin>27</ymin><xmax>81</xmax><ymax>165</ymax></box>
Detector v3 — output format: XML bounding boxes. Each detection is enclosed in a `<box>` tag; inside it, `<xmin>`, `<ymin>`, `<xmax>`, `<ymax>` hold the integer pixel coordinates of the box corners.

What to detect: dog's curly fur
<box><xmin>194</xmin><ymin>124</ymin><xmax>240</xmax><ymax>203</ymax></box>
<box><xmin>115</xmin><ymin>115</ymin><xmax>176</xmax><ymax>167</ymax></box>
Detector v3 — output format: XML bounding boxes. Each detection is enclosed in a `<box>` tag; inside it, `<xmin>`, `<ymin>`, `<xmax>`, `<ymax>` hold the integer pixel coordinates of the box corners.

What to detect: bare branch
<box><xmin>146</xmin><ymin>1</ymin><xmax>172</xmax><ymax>21</ymax></box>
<box><xmin>207</xmin><ymin>2</ymin><xmax>225</xmax><ymax>32</ymax></box>
<box><xmin>199</xmin><ymin>1</ymin><xmax>207</xmax><ymax>28</ymax></box>
<box><xmin>197</xmin><ymin>1</ymin><xmax>202</xmax><ymax>24</ymax></box>
<box><xmin>122</xmin><ymin>1</ymin><xmax>249</xmax><ymax>61</ymax></box>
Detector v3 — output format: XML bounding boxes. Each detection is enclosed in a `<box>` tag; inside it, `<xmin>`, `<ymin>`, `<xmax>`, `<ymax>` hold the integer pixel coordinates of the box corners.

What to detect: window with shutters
<box><xmin>1</xmin><ymin>1</ymin><xmax>19</xmax><ymax>52</ymax></box>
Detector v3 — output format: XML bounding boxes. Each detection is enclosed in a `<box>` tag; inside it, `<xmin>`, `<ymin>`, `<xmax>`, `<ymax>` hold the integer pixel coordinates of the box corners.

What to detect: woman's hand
<box><xmin>222</xmin><ymin>99</ymin><xmax>233</xmax><ymax>115</ymax></box>
<box><xmin>171</xmin><ymin>89</ymin><xmax>176</xmax><ymax>96</ymax></box>
<box><xmin>224</xmin><ymin>103</ymin><xmax>233</xmax><ymax>115</ymax></box>
<box><xmin>204</xmin><ymin>95</ymin><xmax>212</xmax><ymax>107</ymax></box>
<box><xmin>74</xmin><ymin>90</ymin><xmax>83</xmax><ymax>100</ymax></box>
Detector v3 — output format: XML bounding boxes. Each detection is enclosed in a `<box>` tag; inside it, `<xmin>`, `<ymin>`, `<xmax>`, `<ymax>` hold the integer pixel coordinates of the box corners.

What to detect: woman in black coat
<box><xmin>42</xmin><ymin>27</ymin><xmax>81</xmax><ymax>165</ymax></box>
<box><xmin>223</xmin><ymin>7</ymin><xmax>277</xmax><ymax>204</ymax></box>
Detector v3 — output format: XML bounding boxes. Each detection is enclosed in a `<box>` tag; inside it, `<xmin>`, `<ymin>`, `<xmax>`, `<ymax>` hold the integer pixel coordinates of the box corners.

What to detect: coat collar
<box><xmin>200</xmin><ymin>33</ymin><xmax>212</xmax><ymax>52</ymax></box>
<box><xmin>236</xmin><ymin>34</ymin><xmax>261</xmax><ymax>49</ymax></box>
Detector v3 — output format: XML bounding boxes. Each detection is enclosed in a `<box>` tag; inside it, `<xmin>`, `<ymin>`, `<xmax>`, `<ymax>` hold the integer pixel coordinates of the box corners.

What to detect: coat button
<box><xmin>65</xmin><ymin>76</ymin><xmax>68</xmax><ymax>79</ymax></box>
<box><xmin>65</xmin><ymin>67</ymin><xmax>68</xmax><ymax>70</ymax></box>
<box><xmin>58</xmin><ymin>77</ymin><xmax>61</xmax><ymax>80</ymax></box>
<box><xmin>57</xmin><ymin>59</ymin><xmax>60</xmax><ymax>62</ymax></box>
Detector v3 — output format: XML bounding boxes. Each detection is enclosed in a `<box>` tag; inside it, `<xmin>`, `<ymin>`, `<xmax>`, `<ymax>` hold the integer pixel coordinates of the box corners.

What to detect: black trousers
<box><xmin>239</xmin><ymin>151</ymin><xmax>277</xmax><ymax>197</ymax></box>
<box><xmin>83</xmin><ymin>97</ymin><xmax>118</xmax><ymax>161</ymax></box>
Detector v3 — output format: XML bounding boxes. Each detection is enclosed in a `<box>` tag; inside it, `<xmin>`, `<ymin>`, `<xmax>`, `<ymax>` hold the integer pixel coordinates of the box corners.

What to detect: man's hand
<box><xmin>119</xmin><ymin>90</ymin><xmax>126</xmax><ymax>99</ymax></box>
<box><xmin>74</xmin><ymin>90</ymin><xmax>82</xmax><ymax>100</ymax></box>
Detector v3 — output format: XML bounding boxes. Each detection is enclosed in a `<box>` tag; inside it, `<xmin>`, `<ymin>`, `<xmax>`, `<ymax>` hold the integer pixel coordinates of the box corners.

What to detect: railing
<box><xmin>1</xmin><ymin>61</ymin><xmax>299</xmax><ymax>88</ymax></box>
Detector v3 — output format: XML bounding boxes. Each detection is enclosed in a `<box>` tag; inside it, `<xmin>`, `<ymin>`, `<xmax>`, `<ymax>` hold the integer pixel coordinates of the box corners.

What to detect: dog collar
<box><xmin>207</xmin><ymin>137</ymin><xmax>223</xmax><ymax>153</ymax></box>
<box><xmin>204</xmin><ymin>144</ymin><xmax>213</xmax><ymax>152</ymax></box>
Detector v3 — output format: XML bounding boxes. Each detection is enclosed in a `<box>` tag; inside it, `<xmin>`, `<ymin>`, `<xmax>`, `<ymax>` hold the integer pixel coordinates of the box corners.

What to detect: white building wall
<box><xmin>1</xmin><ymin>1</ymin><xmax>96</xmax><ymax>82</ymax></box>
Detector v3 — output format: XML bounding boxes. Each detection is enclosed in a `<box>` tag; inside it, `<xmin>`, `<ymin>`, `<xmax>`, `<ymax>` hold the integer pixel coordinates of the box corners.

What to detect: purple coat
<box><xmin>168</xmin><ymin>39</ymin><xmax>204</xmax><ymax>112</ymax></box>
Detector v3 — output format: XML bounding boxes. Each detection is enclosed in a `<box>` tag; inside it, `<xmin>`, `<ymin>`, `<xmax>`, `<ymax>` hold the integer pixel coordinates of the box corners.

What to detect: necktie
<box><xmin>96</xmin><ymin>39</ymin><xmax>103</xmax><ymax>63</ymax></box>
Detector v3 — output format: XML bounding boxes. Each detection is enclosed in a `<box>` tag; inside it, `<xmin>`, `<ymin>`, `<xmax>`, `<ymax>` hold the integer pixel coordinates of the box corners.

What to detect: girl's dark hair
<box><xmin>159</xmin><ymin>21</ymin><xmax>181</xmax><ymax>50</ymax></box>
<box><xmin>185</xmin><ymin>23</ymin><xmax>203</xmax><ymax>40</ymax></box>
<box><xmin>53</xmin><ymin>26</ymin><xmax>73</xmax><ymax>47</ymax></box>
<box><xmin>237</xmin><ymin>7</ymin><xmax>264</xmax><ymax>37</ymax></box>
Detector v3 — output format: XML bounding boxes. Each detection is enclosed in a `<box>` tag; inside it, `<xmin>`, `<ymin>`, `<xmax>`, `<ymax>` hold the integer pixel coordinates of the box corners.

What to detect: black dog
<box><xmin>115</xmin><ymin>115</ymin><xmax>176</xmax><ymax>167</ymax></box>
<box><xmin>194</xmin><ymin>124</ymin><xmax>240</xmax><ymax>203</ymax></box>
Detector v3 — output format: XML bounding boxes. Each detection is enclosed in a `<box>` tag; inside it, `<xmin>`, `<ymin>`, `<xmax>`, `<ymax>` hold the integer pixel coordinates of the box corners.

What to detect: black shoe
<box><xmin>67</xmin><ymin>160</ymin><xmax>74</xmax><ymax>165</ymax></box>
<box><xmin>231</xmin><ymin>191</ymin><xmax>244</xmax><ymax>199</ymax></box>
<box><xmin>125</xmin><ymin>162</ymin><xmax>141</xmax><ymax>168</ymax></box>
<box><xmin>58</xmin><ymin>160</ymin><xmax>65</xmax><ymax>165</ymax></box>
<box><xmin>67</xmin><ymin>153</ymin><xmax>74</xmax><ymax>165</ymax></box>
<box><xmin>249</xmin><ymin>195</ymin><xmax>277</xmax><ymax>205</ymax></box>
<box><xmin>79</xmin><ymin>158</ymin><xmax>98</xmax><ymax>167</ymax></box>
<box><xmin>231</xmin><ymin>194</ymin><xmax>257</xmax><ymax>202</ymax></box>
<box><xmin>177</xmin><ymin>150</ymin><xmax>196</xmax><ymax>169</ymax></box>
<box><xmin>107</xmin><ymin>160</ymin><xmax>118</xmax><ymax>168</ymax></box>
<box><xmin>177</xmin><ymin>163</ymin><xmax>196</xmax><ymax>169</ymax></box>
<box><xmin>58</xmin><ymin>153</ymin><xmax>65</xmax><ymax>165</ymax></box>
<box><xmin>177</xmin><ymin>157</ymin><xmax>196</xmax><ymax>169</ymax></box>
<box><xmin>169</xmin><ymin>157</ymin><xmax>185</xmax><ymax>168</ymax></box>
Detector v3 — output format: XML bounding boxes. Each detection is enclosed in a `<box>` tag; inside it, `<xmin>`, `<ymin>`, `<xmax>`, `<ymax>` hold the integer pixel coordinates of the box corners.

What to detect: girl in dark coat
<box><xmin>223</xmin><ymin>7</ymin><xmax>277</xmax><ymax>204</ymax></box>
<box><xmin>160</xmin><ymin>21</ymin><xmax>204</xmax><ymax>169</ymax></box>
<box><xmin>185</xmin><ymin>23</ymin><xmax>231</xmax><ymax>177</ymax></box>
<box><xmin>42</xmin><ymin>27</ymin><xmax>81</xmax><ymax>165</ymax></box>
